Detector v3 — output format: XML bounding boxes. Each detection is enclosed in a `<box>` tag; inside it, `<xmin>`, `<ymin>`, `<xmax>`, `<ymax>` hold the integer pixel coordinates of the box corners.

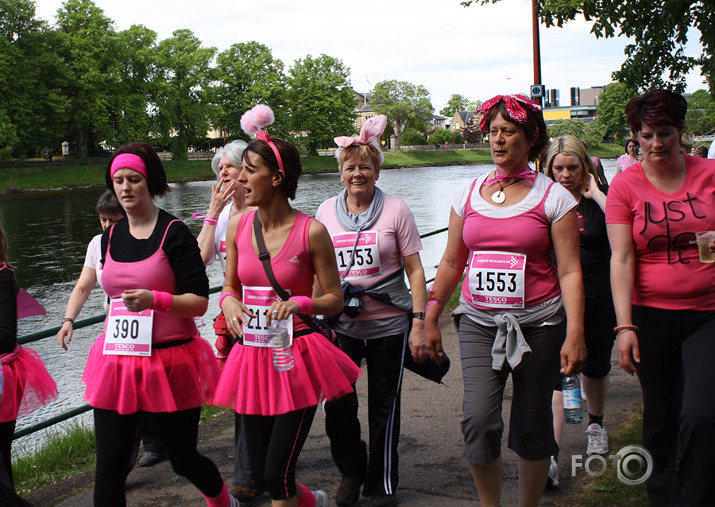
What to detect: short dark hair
<box><xmin>95</xmin><ymin>189</ymin><xmax>125</xmax><ymax>217</ymax></box>
<box><xmin>105</xmin><ymin>142</ymin><xmax>171</xmax><ymax>197</ymax></box>
<box><xmin>243</xmin><ymin>138</ymin><xmax>302</xmax><ymax>200</ymax></box>
<box><xmin>483</xmin><ymin>101</ymin><xmax>548</xmax><ymax>162</ymax></box>
<box><xmin>626</xmin><ymin>90</ymin><xmax>687</xmax><ymax>134</ymax></box>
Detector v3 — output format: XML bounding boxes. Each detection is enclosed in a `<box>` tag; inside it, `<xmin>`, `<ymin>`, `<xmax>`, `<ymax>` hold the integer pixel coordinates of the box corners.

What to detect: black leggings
<box><xmin>0</xmin><ymin>420</ymin><xmax>16</xmax><ymax>487</ymax></box>
<box><xmin>241</xmin><ymin>406</ymin><xmax>317</xmax><ymax>500</ymax></box>
<box><xmin>93</xmin><ymin>407</ymin><xmax>223</xmax><ymax>506</ymax></box>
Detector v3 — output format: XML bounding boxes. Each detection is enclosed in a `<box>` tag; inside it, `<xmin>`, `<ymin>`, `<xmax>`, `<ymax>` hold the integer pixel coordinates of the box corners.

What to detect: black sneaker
<box><xmin>137</xmin><ymin>451</ymin><xmax>168</xmax><ymax>467</ymax></box>
<box><xmin>335</xmin><ymin>475</ymin><xmax>363</xmax><ymax>506</ymax></box>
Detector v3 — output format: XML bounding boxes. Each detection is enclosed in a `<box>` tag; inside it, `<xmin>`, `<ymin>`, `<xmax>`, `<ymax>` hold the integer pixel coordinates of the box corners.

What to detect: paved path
<box><xmin>26</xmin><ymin>321</ymin><xmax>642</xmax><ymax>506</ymax></box>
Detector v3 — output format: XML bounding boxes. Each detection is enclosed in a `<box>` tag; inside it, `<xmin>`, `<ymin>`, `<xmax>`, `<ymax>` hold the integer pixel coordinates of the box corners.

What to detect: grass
<box><xmin>12</xmin><ymin>405</ymin><xmax>231</xmax><ymax>494</ymax></box>
<box><xmin>558</xmin><ymin>412</ymin><xmax>648</xmax><ymax>506</ymax></box>
<box><xmin>1</xmin><ymin>143</ymin><xmax>624</xmax><ymax>193</ymax></box>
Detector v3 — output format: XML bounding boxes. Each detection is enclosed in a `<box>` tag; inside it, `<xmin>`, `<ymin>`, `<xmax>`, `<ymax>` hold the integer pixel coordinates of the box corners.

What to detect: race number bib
<box><xmin>468</xmin><ymin>251</ymin><xmax>526</xmax><ymax>309</ymax></box>
<box><xmin>332</xmin><ymin>231</ymin><xmax>381</xmax><ymax>280</ymax></box>
<box><xmin>104</xmin><ymin>298</ymin><xmax>153</xmax><ymax>356</ymax></box>
<box><xmin>242</xmin><ymin>286</ymin><xmax>293</xmax><ymax>347</ymax></box>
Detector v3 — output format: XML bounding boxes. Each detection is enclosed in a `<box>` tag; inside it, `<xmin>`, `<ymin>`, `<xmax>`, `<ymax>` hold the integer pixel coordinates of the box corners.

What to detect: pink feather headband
<box><xmin>110</xmin><ymin>153</ymin><xmax>147</xmax><ymax>179</ymax></box>
<box><xmin>240</xmin><ymin>104</ymin><xmax>284</xmax><ymax>174</ymax></box>
<box><xmin>334</xmin><ymin>115</ymin><xmax>387</xmax><ymax>164</ymax></box>
<box><xmin>477</xmin><ymin>94</ymin><xmax>542</xmax><ymax>132</ymax></box>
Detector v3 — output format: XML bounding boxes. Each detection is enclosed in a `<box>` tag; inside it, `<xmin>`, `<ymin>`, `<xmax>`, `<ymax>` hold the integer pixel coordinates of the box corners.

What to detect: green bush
<box><xmin>400</xmin><ymin>128</ymin><xmax>426</xmax><ymax>146</ymax></box>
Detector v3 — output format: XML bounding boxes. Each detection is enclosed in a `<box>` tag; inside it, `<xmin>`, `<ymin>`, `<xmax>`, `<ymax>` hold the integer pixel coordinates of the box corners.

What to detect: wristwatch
<box><xmin>412</xmin><ymin>312</ymin><xmax>425</xmax><ymax>320</ymax></box>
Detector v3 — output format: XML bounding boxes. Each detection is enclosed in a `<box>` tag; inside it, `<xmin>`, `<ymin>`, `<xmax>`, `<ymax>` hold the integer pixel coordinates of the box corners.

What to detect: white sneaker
<box><xmin>586</xmin><ymin>423</ymin><xmax>609</xmax><ymax>455</ymax></box>
<box><xmin>313</xmin><ymin>489</ymin><xmax>329</xmax><ymax>507</ymax></box>
<box><xmin>546</xmin><ymin>456</ymin><xmax>559</xmax><ymax>489</ymax></box>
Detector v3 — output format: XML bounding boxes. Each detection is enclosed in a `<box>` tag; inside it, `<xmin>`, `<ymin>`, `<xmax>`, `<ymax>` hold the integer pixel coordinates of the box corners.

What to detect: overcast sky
<box><xmin>34</xmin><ymin>0</ymin><xmax>706</xmax><ymax>113</ymax></box>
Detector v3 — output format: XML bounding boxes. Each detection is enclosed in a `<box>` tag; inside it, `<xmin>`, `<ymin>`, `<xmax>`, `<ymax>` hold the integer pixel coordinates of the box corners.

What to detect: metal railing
<box><xmin>15</xmin><ymin>226</ymin><xmax>448</xmax><ymax>440</ymax></box>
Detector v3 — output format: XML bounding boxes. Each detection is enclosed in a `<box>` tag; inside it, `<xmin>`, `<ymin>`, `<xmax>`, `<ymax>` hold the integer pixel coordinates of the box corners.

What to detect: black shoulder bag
<box><xmin>252</xmin><ymin>213</ymin><xmax>336</xmax><ymax>342</ymax></box>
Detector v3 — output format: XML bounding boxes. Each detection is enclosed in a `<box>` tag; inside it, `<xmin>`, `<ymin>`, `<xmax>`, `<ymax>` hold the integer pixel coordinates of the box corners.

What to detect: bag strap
<box><xmin>252</xmin><ymin>212</ymin><xmax>325</xmax><ymax>334</ymax></box>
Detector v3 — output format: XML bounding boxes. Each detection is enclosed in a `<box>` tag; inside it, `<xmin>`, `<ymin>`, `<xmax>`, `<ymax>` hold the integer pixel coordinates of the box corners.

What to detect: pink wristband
<box><xmin>218</xmin><ymin>292</ymin><xmax>238</xmax><ymax>309</ymax></box>
<box><xmin>151</xmin><ymin>290</ymin><xmax>174</xmax><ymax>313</ymax></box>
<box><xmin>427</xmin><ymin>299</ymin><xmax>445</xmax><ymax>309</ymax></box>
<box><xmin>289</xmin><ymin>296</ymin><xmax>314</xmax><ymax>314</ymax></box>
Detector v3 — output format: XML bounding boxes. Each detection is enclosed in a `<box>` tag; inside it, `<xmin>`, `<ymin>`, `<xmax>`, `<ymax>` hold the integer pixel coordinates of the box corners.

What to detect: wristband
<box><xmin>203</xmin><ymin>219</ymin><xmax>218</xmax><ymax>226</ymax></box>
<box><xmin>191</xmin><ymin>212</ymin><xmax>217</xmax><ymax>222</ymax></box>
<box><xmin>63</xmin><ymin>317</ymin><xmax>74</xmax><ymax>325</ymax></box>
<box><xmin>427</xmin><ymin>300</ymin><xmax>445</xmax><ymax>311</ymax></box>
<box><xmin>614</xmin><ymin>324</ymin><xmax>639</xmax><ymax>334</ymax></box>
<box><xmin>151</xmin><ymin>290</ymin><xmax>174</xmax><ymax>313</ymax></box>
<box><xmin>289</xmin><ymin>296</ymin><xmax>314</xmax><ymax>314</ymax></box>
<box><xmin>218</xmin><ymin>292</ymin><xmax>238</xmax><ymax>310</ymax></box>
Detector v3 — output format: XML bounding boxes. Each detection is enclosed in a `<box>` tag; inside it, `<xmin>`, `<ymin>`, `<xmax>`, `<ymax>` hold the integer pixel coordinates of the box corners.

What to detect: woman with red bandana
<box><xmin>424</xmin><ymin>95</ymin><xmax>586</xmax><ymax>506</ymax></box>
<box><xmin>74</xmin><ymin>143</ymin><xmax>235</xmax><ymax>507</ymax></box>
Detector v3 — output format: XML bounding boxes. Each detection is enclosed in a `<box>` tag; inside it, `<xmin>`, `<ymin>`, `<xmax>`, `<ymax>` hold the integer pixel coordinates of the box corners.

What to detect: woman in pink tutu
<box><xmin>0</xmin><ymin>223</ymin><xmax>58</xmax><ymax>489</ymax></box>
<box><xmin>66</xmin><ymin>143</ymin><xmax>236</xmax><ymax>507</ymax></box>
<box><xmin>215</xmin><ymin>105</ymin><xmax>362</xmax><ymax>507</ymax></box>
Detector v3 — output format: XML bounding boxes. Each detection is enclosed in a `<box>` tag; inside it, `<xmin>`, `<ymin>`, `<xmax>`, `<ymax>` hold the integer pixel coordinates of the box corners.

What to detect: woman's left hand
<box><xmin>559</xmin><ymin>331</ymin><xmax>587</xmax><ymax>375</ymax></box>
<box><xmin>121</xmin><ymin>289</ymin><xmax>154</xmax><ymax>313</ymax></box>
<box><xmin>267</xmin><ymin>299</ymin><xmax>300</xmax><ymax>324</ymax></box>
<box><xmin>408</xmin><ymin>320</ymin><xmax>427</xmax><ymax>364</ymax></box>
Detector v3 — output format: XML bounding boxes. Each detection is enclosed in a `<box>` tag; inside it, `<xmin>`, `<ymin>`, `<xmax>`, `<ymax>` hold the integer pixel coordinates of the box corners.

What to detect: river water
<box><xmin>1</xmin><ymin>160</ymin><xmax>618</xmax><ymax>456</ymax></box>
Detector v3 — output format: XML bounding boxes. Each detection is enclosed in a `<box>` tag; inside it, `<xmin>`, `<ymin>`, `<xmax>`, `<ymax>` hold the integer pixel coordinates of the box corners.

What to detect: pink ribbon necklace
<box><xmin>483</xmin><ymin>168</ymin><xmax>535</xmax><ymax>204</ymax></box>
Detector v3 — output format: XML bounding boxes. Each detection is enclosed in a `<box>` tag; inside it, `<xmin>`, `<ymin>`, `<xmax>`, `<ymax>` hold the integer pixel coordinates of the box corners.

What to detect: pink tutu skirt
<box><xmin>214</xmin><ymin>332</ymin><xmax>362</xmax><ymax>416</ymax></box>
<box><xmin>82</xmin><ymin>334</ymin><xmax>220</xmax><ymax>415</ymax></box>
<box><xmin>0</xmin><ymin>346</ymin><xmax>58</xmax><ymax>422</ymax></box>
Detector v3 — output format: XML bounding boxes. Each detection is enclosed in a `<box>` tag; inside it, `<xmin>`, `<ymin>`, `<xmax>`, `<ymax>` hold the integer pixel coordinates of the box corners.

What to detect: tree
<box><xmin>686</xmin><ymin>89</ymin><xmax>715</xmax><ymax>135</ymax></box>
<box><xmin>55</xmin><ymin>0</ymin><xmax>119</xmax><ymax>159</ymax></box>
<box><xmin>595</xmin><ymin>82</ymin><xmax>638</xmax><ymax>140</ymax></box>
<box><xmin>371</xmin><ymin>80</ymin><xmax>434</xmax><ymax>150</ymax></box>
<box><xmin>461</xmin><ymin>118</ymin><xmax>484</xmax><ymax>144</ymax></box>
<box><xmin>465</xmin><ymin>1</ymin><xmax>715</xmax><ymax>94</ymax></box>
<box><xmin>0</xmin><ymin>0</ymin><xmax>67</xmax><ymax>157</ymax></box>
<box><xmin>428</xmin><ymin>128</ymin><xmax>461</xmax><ymax>145</ymax></box>
<box><xmin>153</xmin><ymin>29</ymin><xmax>216</xmax><ymax>160</ymax></box>
<box><xmin>440</xmin><ymin>94</ymin><xmax>481</xmax><ymax>117</ymax></box>
<box><xmin>286</xmin><ymin>54</ymin><xmax>355</xmax><ymax>155</ymax></box>
<box><xmin>212</xmin><ymin>42</ymin><xmax>287</xmax><ymax>139</ymax></box>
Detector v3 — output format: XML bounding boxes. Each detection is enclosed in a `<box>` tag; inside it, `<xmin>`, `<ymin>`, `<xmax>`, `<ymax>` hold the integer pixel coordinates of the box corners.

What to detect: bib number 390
<box><xmin>104</xmin><ymin>298</ymin><xmax>153</xmax><ymax>356</ymax></box>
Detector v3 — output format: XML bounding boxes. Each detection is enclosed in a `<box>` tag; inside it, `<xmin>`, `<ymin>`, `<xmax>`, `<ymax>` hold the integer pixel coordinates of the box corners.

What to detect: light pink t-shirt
<box><xmin>606</xmin><ymin>155</ymin><xmax>715</xmax><ymax>310</ymax></box>
<box><xmin>316</xmin><ymin>193</ymin><xmax>422</xmax><ymax>321</ymax></box>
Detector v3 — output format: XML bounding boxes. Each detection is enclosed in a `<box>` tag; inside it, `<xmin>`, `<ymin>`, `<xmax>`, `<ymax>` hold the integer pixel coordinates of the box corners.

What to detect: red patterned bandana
<box><xmin>477</xmin><ymin>94</ymin><xmax>542</xmax><ymax>132</ymax></box>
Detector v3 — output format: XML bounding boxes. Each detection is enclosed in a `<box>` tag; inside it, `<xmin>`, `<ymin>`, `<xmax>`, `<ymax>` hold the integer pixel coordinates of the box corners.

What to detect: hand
<box><xmin>208</xmin><ymin>181</ymin><xmax>235</xmax><ymax>217</ymax></box>
<box><xmin>222</xmin><ymin>296</ymin><xmax>252</xmax><ymax>338</ymax></box>
<box><xmin>560</xmin><ymin>331</ymin><xmax>587</xmax><ymax>375</ymax></box>
<box><xmin>56</xmin><ymin>321</ymin><xmax>73</xmax><ymax>351</ymax></box>
<box><xmin>582</xmin><ymin>174</ymin><xmax>601</xmax><ymax>200</ymax></box>
<box><xmin>617</xmin><ymin>330</ymin><xmax>640</xmax><ymax>375</ymax></box>
<box><xmin>121</xmin><ymin>289</ymin><xmax>154</xmax><ymax>313</ymax></box>
<box><xmin>408</xmin><ymin>321</ymin><xmax>428</xmax><ymax>364</ymax></box>
<box><xmin>267</xmin><ymin>300</ymin><xmax>300</xmax><ymax>325</ymax></box>
<box><xmin>423</xmin><ymin>319</ymin><xmax>445</xmax><ymax>365</ymax></box>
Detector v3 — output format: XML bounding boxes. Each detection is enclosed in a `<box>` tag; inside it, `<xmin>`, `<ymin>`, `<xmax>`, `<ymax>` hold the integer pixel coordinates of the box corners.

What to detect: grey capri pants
<box><xmin>458</xmin><ymin>315</ymin><xmax>565</xmax><ymax>464</ymax></box>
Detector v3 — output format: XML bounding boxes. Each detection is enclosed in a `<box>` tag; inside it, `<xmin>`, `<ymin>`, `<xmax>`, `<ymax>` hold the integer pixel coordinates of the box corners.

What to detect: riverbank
<box><xmin>0</xmin><ymin>145</ymin><xmax>623</xmax><ymax>193</ymax></box>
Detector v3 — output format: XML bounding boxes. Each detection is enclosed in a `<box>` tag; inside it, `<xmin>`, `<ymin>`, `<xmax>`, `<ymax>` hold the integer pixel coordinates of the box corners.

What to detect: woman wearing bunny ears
<box><xmin>214</xmin><ymin>105</ymin><xmax>362</xmax><ymax>507</ymax></box>
<box><xmin>316</xmin><ymin>115</ymin><xmax>427</xmax><ymax>507</ymax></box>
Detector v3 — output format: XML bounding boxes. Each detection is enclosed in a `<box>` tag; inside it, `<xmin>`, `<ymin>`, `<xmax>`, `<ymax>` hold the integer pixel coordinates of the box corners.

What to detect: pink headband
<box><xmin>110</xmin><ymin>153</ymin><xmax>147</xmax><ymax>179</ymax></box>
<box><xmin>477</xmin><ymin>94</ymin><xmax>542</xmax><ymax>132</ymax></box>
<box><xmin>334</xmin><ymin>115</ymin><xmax>387</xmax><ymax>164</ymax></box>
<box><xmin>240</xmin><ymin>105</ymin><xmax>284</xmax><ymax>174</ymax></box>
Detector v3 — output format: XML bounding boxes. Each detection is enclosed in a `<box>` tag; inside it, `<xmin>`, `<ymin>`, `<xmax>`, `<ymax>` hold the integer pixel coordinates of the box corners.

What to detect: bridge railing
<box><xmin>14</xmin><ymin>226</ymin><xmax>448</xmax><ymax>440</ymax></box>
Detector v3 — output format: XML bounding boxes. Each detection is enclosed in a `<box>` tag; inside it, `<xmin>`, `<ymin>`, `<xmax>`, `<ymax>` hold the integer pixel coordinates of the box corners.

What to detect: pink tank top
<box><xmin>235</xmin><ymin>210</ymin><xmax>316</xmax><ymax>332</ymax></box>
<box><xmin>461</xmin><ymin>179</ymin><xmax>561</xmax><ymax>310</ymax></box>
<box><xmin>102</xmin><ymin>220</ymin><xmax>198</xmax><ymax>343</ymax></box>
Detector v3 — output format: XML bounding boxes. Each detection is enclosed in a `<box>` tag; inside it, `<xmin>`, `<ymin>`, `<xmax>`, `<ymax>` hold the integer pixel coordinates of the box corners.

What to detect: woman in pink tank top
<box><xmin>214</xmin><ymin>106</ymin><xmax>361</xmax><ymax>507</ymax></box>
<box><xmin>71</xmin><ymin>143</ymin><xmax>236</xmax><ymax>507</ymax></box>
<box><xmin>424</xmin><ymin>95</ymin><xmax>586</xmax><ymax>506</ymax></box>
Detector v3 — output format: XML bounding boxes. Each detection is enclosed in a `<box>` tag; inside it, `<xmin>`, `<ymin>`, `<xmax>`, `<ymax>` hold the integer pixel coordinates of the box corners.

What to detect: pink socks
<box><xmin>203</xmin><ymin>481</ymin><xmax>238</xmax><ymax>507</ymax></box>
<box><xmin>297</xmin><ymin>483</ymin><xmax>316</xmax><ymax>507</ymax></box>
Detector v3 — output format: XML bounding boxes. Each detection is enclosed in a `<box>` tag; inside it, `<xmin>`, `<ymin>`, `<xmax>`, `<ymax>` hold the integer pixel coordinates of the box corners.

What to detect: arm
<box><xmin>607</xmin><ymin>222</ymin><xmax>639</xmax><ymax>375</ymax></box>
<box><xmin>424</xmin><ymin>209</ymin><xmax>470</xmax><ymax>364</ymax></box>
<box><xmin>57</xmin><ymin>266</ymin><xmax>97</xmax><ymax>350</ymax></box>
<box><xmin>271</xmin><ymin>220</ymin><xmax>343</xmax><ymax>321</ymax></box>
<box><xmin>551</xmin><ymin>209</ymin><xmax>587</xmax><ymax>375</ymax></box>
<box><xmin>582</xmin><ymin>173</ymin><xmax>607</xmax><ymax>212</ymax></box>
<box><xmin>196</xmin><ymin>182</ymin><xmax>235</xmax><ymax>265</ymax></box>
<box><xmin>403</xmin><ymin>252</ymin><xmax>427</xmax><ymax>362</ymax></box>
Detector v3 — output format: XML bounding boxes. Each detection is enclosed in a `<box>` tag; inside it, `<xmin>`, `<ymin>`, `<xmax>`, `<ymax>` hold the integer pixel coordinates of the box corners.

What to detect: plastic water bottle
<box><xmin>562</xmin><ymin>374</ymin><xmax>583</xmax><ymax>424</ymax></box>
<box><xmin>269</xmin><ymin>319</ymin><xmax>294</xmax><ymax>371</ymax></box>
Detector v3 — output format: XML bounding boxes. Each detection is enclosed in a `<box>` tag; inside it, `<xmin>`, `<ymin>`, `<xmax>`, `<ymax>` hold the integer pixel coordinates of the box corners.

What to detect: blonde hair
<box><xmin>544</xmin><ymin>135</ymin><xmax>597</xmax><ymax>193</ymax></box>
<box><xmin>337</xmin><ymin>144</ymin><xmax>382</xmax><ymax>172</ymax></box>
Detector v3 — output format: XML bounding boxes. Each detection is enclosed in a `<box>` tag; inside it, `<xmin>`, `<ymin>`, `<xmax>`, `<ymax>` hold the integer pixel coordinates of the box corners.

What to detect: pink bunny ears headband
<box><xmin>240</xmin><ymin>104</ymin><xmax>284</xmax><ymax>174</ymax></box>
<box><xmin>334</xmin><ymin>114</ymin><xmax>387</xmax><ymax>164</ymax></box>
<box><xmin>477</xmin><ymin>94</ymin><xmax>542</xmax><ymax>132</ymax></box>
